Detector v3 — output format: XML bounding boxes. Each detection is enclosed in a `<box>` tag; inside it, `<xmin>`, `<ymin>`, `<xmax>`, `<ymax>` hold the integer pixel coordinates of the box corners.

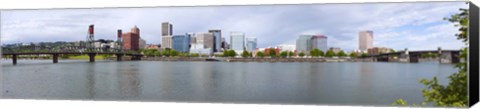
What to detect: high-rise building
<box><xmin>162</xmin><ymin>36</ymin><xmax>173</xmax><ymax>49</ymax></box>
<box><xmin>296</xmin><ymin>34</ymin><xmax>313</xmax><ymax>53</ymax></box>
<box><xmin>196</xmin><ymin>32</ymin><xmax>215</xmax><ymax>50</ymax></box>
<box><xmin>359</xmin><ymin>30</ymin><xmax>373</xmax><ymax>51</ymax></box>
<box><xmin>220</xmin><ymin>37</ymin><xmax>228</xmax><ymax>50</ymax></box>
<box><xmin>246</xmin><ymin>37</ymin><xmax>257</xmax><ymax>52</ymax></box>
<box><xmin>172</xmin><ymin>35</ymin><xmax>190</xmax><ymax>52</ymax></box>
<box><xmin>187</xmin><ymin>32</ymin><xmax>195</xmax><ymax>44</ymax></box>
<box><xmin>122</xmin><ymin>26</ymin><xmax>140</xmax><ymax>50</ymax></box>
<box><xmin>230</xmin><ymin>32</ymin><xmax>245</xmax><ymax>53</ymax></box>
<box><xmin>208</xmin><ymin>29</ymin><xmax>221</xmax><ymax>52</ymax></box>
<box><xmin>131</xmin><ymin>25</ymin><xmax>140</xmax><ymax>36</ymax></box>
<box><xmin>311</xmin><ymin>35</ymin><xmax>328</xmax><ymax>52</ymax></box>
<box><xmin>139</xmin><ymin>38</ymin><xmax>146</xmax><ymax>49</ymax></box>
<box><xmin>162</xmin><ymin>22</ymin><xmax>173</xmax><ymax>49</ymax></box>
<box><xmin>162</xmin><ymin>22</ymin><xmax>172</xmax><ymax>36</ymax></box>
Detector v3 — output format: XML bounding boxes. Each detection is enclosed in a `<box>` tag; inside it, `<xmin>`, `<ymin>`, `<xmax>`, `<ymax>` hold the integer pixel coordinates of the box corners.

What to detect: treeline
<box><xmin>139</xmin><ymin>48</ymin><xmax>370</xmax><ymax>58</ymax></box>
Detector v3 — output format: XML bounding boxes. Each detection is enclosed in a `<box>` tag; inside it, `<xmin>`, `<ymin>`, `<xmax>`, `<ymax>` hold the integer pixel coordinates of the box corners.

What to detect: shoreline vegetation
<box><xmin>1</xmin><ymin>56</ymin><xmax>444</xmax><ymax>63</ymax></box>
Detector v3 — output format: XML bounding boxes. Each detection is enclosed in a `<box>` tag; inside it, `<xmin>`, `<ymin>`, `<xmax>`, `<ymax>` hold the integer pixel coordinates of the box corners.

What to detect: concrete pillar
<box><xmin>438</xmin><ymin>47</ymin><xmax>442</xmax><ymax>63</ymax></box>
<box><xmin>53</xmin><ymin>54</ymin><xmax>58</xmax><ymax>63</ymax></box>
<box><xmin>88</xmin><ymin>53</ymin><xmax>96</xmax><ymax>62</ymax></box>
<box><xmin>12</xmin><ymin>54</ymin><xmax>17</xmax><ymax>65</ymax></box>
<box><xmin>116</xmin><ymin>54</ymin><xmax>123</xmax><ymax>61</ymax></box>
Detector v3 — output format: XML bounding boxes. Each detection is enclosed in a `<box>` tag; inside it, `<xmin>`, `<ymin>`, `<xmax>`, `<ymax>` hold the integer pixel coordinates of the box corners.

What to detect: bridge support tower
<box><xmin>12</xmin><ymin>54</ymin><xmax>17</xmax><ymax>65</ymax></box>
<box><xmin>116</xmin><ymin>54</ymin><xmax>123</xmax><ymax>61</ymax></box>
<box><xmin>53</xmin><ymin>54</ymin><xmax>59</xmax><ymax>63</ymax></box>
<box><xmin>88</xmin><ymin>53</ymin><xmax>96</xmax><ymax>62</ymax></box>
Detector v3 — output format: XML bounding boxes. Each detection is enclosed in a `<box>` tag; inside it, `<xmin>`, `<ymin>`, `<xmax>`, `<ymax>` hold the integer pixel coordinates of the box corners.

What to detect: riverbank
<box><xmin>136</xmin><ymin>57</ymin><xmax>375</xmax><ymax>62</ymax></box>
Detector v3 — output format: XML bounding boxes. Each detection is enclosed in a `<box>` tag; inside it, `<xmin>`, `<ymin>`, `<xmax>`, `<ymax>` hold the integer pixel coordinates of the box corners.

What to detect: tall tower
<box><xmin>161</xmin><ymin>22</ymin><xmax>173</xmax><ymax>49</ymax></box>
<box><xmin>131</xmin><ymin>25</ymin><xmax>140</xmax><ymax>36</ymax></box>
<box><xmin>87</xmin><ymin>24</ymin><xmax>95</xmax><ymax>49</ymax></box>
<box><xmin>359</xmin><ymin>30</ymin><xmax>373</xmax><ymax>51</ymax></box>
<box><xmin>208</xmin><ymin>29</ymin><xmax>221</xmax><ymax>52</ymax></box>
<box><xmin>162</xmin><ymin>22</ymin><xmax>172</xmax><ymax>36</ymax></box>
<box><xmin>117</xmin><ymin>29</ymin><xmax>123</xmax><ymax>51</ymax></box>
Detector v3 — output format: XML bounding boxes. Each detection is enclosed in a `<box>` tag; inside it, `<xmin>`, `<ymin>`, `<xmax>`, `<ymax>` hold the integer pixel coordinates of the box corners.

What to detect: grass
<box><xmin>68</xmin><ymin>55</ymin><xmax>108</xmax><ymax>60</ymax></box>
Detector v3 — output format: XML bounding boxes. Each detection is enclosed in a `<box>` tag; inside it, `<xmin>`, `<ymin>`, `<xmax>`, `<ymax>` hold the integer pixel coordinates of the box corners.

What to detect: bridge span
<box><xmin>2</xmin><ymin>47</ymin><xmax>143</xmax><ymax>65</ymax></box>
<box><xmin>363</xmin><ymin>49</ymin><xmax>461</xmax><ymax>64</ymax></box>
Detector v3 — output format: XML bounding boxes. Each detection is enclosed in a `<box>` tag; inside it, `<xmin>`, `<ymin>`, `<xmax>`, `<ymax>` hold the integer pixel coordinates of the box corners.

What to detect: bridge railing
<box><xmin>1</xmin><ymin>46</ymin><xmax>129</xmax><ymax>54</ymax></box>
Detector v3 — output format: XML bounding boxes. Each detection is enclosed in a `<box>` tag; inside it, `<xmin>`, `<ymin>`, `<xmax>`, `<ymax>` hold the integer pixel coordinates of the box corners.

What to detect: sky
<box><xmin>0</xmin><ymin>1</ymin><xmax>468</xmax><ymax>51</ymax></box>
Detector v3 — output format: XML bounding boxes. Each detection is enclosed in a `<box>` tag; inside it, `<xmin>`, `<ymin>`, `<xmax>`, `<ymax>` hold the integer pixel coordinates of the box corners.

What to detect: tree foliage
<box><xmin>223</xmin><ymin>50</ymin><xmax>237</xmax><ymax>57</ymax></box>
<box><xmin>267</xmin><ymin>48</ymin><xmax>277</xmax><ymax>58</ymax></box>
<box><xmin>350</xmin><ymin>52</ymin><xmax>359</xmax><ymax>58</ymax></box>
<box><xmin>310</xmin><ymin>48</ymin><xmax>324</xmax><ymax>57</ymax></box>
<box><xmin>325</xmin><ymin>50</ymin><xmax>336</xmax><ymax>57</ymax></box>
<box><xmin>298</xmin><ymin>52</ymin><xmax>305</xmax><ymax>57</ymax></box>
<box><xmin>241</xmin><ymin>50</ymin><xmax>251</xmax><ymax>58</ymax></box>
<box><xmin>288</xmin><ymin>51</ymin><xmax>295</xmax><ymax>57</ymax></box>
<box><xmin>337</xmin><ymin>51</ymin><xmax>347</xmax><ymax>57</ymax></box>
<box><xmin>361</xmin><ymin>53</ymin><xmax>368</xmax><ymax>57</ymax></box>
<box><xmin>280</xmin><ymin>51</ymin><xmax>288</xmax><ymax>58</ymax></box>
<box><xmin>256</xmin><ymin>51</ymin><xmax>265</xmax><ymax>58</ymax></box>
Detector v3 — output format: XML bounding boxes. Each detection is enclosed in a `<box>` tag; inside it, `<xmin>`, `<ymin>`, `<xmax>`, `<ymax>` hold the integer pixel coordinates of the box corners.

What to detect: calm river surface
<box><xmin>0</xmin><ymin>59</ymin><xmax>456</xmax><ymax>106</ymax></box>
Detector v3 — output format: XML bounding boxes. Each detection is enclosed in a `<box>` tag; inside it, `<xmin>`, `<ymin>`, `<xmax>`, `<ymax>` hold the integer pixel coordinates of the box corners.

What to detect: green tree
<box><xmin>154</xmin><ymin>49</ymin><xmax>161</xmax><ymax>57</ymax></box>
<box><xmin>256</xmin><ymin>51</ymin><xmax>265</xmax><ymax>58</ymax></box>
<box><xmin>241</xmin><ymin>50</ymin><xmax>250</xmax><ymax>58</ymax></box>
<box><xmin>161</xmin><ymin>49</ymin><xmax>170</xmax><ymax>57</ymax></box>
<box><xmin>350</xmin><ymin>52</ymin><xmax>358</xmax><ymax>58</ymax></box>
<box><xmin>393</xmin><ymin>7</ymin><xmax>468</xmax><ymax>107</ymax></box>
<box><xmin>280</xmin><ymin>51</ymin><xmax>288</xmax><ymax>58</ymax></box>
<box><xmin>318</xmin><ymin>50</ymin><xmax>325</xmax><ymax>57</ymax></box>
<box><xmin>288</xmin><ymin>51</ymin><xmax>295</xmax><ymax>57</ymax></box>
<box><xmin>268</xmin><ymin>48</ymin><xmax>277</xmax><ymax>58</ymax></box>
<box><xmin>223</xmin><ymin>50</ymin><xmax>235</xmax><ymax>57</ymax></box>
<box><xmin>325</xmin><ymin>50</ymin><xmax>335</xmax><ymax>57</ymax></box>
<box><xmin>223</xmin><ymin>50</ymin><xmax>237</xmax><ymax>57</ymax></box>
<box><xmin>191</xmin><ymin>53</ymin><xmax>199</xmax><ymax>57</ymax></box>
<box><xmin>337</xmin><ymin>51</ymin><xmax>347</xmax><ymax>57</ymax></box>
<box><xmin>310</xmin><ymin>48</ymin><xmax>323</xmax><ymax>57</ymax></box>
<box><xmin>390</xmin><ymin>49</ymin><xmax>396</xmax><ymax>53</ymax></box>
<box><xmin>169</xmin><ymin>50</ymin><xmax>179</xmax><ymax>57</ymax></box>
<box><xmin>298</xmin><ymin>52</ymin><xmax>305</xmax><ymax>57</ymax></box>
<box><xmin>361</xmin><ymin>53</ymin><xmax>368</xmax><ymax>57</ymax></box>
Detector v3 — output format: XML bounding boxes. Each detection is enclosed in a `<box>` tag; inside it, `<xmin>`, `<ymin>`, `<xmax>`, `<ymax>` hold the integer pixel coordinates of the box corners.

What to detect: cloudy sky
<box><xmin>0</xmin><ymin>1</ymin><xmax>468</xmax><ymax>51</ymax></box>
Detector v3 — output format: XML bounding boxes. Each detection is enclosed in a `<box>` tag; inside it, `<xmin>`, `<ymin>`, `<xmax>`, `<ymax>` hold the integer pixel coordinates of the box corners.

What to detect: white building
<box><xmin>162</xmin><ymin>36</ymin><xmax>173</xmax><ymax>49</ymax></box>
<box><xmin>190</xmin><ymin>43</ymin><xmax>212</xmax><ymax>55</ymax></box>
<box><xmin>230</xmin><ymin>32</ymin><xmax>245</xmax><ymax>54</ymax></box>
<box><xmin>359</xmin><ymin>30</ymin><xmax>374</xmax><ymax>52</ymax></box>
<box><xmin>277</xmin><ymin>44</ymin><xmax>296</xmax><ymax>52</ymax></box>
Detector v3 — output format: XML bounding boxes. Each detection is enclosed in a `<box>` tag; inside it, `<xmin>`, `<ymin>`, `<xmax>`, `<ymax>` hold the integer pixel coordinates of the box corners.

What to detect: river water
<box><xmin>0</xmin><ymin>60</ymin><xmax>456</xmax><ymax>106</ymax></box>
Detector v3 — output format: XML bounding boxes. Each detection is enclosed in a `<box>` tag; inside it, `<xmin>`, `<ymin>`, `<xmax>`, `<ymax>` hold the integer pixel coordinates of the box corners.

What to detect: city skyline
<box><xmin>0</xmin><ymin>2</ymin><xmax>467</xmax><ymax>51</ymax></box>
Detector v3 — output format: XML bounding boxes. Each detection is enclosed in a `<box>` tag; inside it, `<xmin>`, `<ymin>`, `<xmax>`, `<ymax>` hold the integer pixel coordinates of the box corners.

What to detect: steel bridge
<box><xmin>362</xmin><ymin>49</ymin><xmax>461</xmax><ymax>64</ymax></box>
<box><xmin>2</xmin><ymin>46</ymin><xmax>143</xmax><ymax>65</ymax></box>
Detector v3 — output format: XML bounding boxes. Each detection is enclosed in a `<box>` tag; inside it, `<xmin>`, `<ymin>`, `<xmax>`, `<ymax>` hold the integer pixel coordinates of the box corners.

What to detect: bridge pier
<box><xmin>131</xmin><ymin>55</ymin><xmax>142</xmax><ymax>60</ymax></box>
<box><xmin>53</xmin><ymin>54</ymin><xmax>59</xmax><ymax>63</ymax></box>
<box><xmin>116</xmin><ymin>54</ymin><xmax>123</xmax><ymax>61</ymax></box>
<box><xmin>12</xmin><ymin>54</ymin><xmax>17</xmax><ymax>65</ymax></box>
<box><xmin>409</xmin><ymin>53</ymin><xmax>419</xmax><ymax>63</ymax></box>
<box><xmin>88</xmin><ymin>53</ymin><xmax>96</xmax><ymax>62</ymax></box>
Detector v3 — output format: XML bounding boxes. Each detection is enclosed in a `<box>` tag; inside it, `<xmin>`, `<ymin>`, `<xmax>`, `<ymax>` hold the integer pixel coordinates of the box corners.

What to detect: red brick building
<box><xmin>122</xmin><ymin>26</ymin><xmax>140</xmax><ymax>51</ymax></box>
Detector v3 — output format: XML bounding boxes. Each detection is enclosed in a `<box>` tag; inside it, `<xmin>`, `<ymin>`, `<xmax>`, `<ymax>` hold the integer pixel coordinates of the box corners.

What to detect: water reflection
<box><xmin>1</xmin><ymin>61</ymin><xmax>456</xmax><ymax>106</ymax></box>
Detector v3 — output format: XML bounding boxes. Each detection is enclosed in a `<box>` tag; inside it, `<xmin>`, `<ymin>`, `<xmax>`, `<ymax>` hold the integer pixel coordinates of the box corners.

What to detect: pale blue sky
<box><xmin>0</xmin><ymin>1</ymin><xmax>468</xmax><ymax>51</ymax></box>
